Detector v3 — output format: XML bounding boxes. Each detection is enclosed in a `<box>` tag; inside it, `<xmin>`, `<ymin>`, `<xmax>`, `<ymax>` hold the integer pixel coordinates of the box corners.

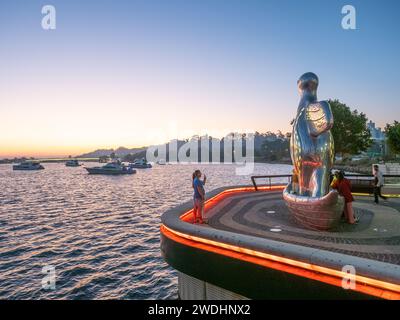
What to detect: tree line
<box><xmin>256</xmin><ymin>100</ymin><xmax>400</xmax><ymax>162</ymax></box>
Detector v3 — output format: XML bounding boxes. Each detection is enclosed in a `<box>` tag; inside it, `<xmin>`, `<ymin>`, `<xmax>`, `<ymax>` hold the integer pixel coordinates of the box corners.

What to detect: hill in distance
<box><xmin>79</xmin><ymin>146</ymin><xmax>146</xmax><ymax>158</ymax></box>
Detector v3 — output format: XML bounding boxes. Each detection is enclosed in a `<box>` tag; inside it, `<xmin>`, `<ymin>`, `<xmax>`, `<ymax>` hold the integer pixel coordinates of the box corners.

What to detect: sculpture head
<box><xmin>297</xmin><ymin>72</ymin><xmax>319</xmax><ymax>97</ymax></box>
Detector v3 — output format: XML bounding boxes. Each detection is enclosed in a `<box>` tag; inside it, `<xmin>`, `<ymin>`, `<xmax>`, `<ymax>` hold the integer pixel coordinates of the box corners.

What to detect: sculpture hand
<box><xmin>306</xmin><ymin>101</ymin><xmax>334</xmax><ymax>137</ymax></box>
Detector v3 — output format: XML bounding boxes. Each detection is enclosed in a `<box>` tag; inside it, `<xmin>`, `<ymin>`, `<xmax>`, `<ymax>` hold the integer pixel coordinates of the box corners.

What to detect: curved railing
<box><xmin>251</xmin><ymin>173</ymin><xmax>400</xmax><ymax>194</ymax></box>
<box><xmin>251</xmin><ymin>174</ymin><xmax>292</xmax><ymax>191</ymax></box>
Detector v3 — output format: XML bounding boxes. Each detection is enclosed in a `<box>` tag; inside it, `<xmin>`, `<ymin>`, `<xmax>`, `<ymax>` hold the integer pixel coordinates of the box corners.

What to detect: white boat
<box><xmin>65</xmin><ymin>159</ymin><xmax>81</xmax><ymax>167</ymax></box>
<box><xmin>85</xmin><ymin>161</ymin><xmax>136</xmax><ymax>175</ymax></box>
<box><xmin>13</xmin><ymin>161</ymin><xmax>44</xmax><ymax>171</ymax></box>
<box><xmin>156</xmin><ymin>159</ymin><xmax>166</xmax><ymax>165</ymax></box>
<box><xmin>129</xmin><ymin>158</ymin><xmax>152</xmax><ymax>169</ymax></box>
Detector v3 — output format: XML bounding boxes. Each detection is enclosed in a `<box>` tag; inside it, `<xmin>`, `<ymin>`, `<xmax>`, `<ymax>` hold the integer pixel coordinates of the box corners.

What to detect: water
<box><xmin>0</xmin><ymin>162</ymin><xmax>292</xmax><ymax>299</ymax></box>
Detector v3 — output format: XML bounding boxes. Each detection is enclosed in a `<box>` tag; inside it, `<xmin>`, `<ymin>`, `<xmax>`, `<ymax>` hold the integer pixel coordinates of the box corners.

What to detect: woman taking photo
<box><xmin>192</xmin><ymin>170</ymin><xmax>206</xmax><ymax>224</ymax></box>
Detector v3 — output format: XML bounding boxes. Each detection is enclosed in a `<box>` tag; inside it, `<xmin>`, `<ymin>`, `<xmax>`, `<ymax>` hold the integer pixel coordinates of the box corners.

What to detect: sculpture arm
<box><xmin>305</xmin><ymin>101</ymin><xmax>334</xmax><ymax>137</ymax></box>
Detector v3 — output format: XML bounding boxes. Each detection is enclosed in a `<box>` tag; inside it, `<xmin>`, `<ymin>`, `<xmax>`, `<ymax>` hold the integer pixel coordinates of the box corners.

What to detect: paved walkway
<box><xmin>206</xmin><ymin>191</ymin><xmax>400</xmax><ymax>265</ymax></box>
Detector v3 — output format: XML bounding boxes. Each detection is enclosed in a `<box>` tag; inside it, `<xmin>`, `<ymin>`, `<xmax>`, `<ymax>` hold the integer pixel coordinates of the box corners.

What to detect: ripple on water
<box><xmin>0</xmin><ymin>162</ymin><xmax>292</xmax><ymax>299</ymax></box>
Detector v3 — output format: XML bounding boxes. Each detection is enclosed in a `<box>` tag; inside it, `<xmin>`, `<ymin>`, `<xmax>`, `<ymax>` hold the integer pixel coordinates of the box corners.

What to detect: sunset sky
<box><xmin>1</xmin><ymin>0</ymin><xmax>399</xmax><ymax>158</ymax></box>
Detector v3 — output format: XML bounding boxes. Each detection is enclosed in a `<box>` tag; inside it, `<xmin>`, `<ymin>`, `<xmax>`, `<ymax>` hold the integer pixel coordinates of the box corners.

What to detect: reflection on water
<box><xmin>0</xmin><ymin>162</ymin><xmax>292</xmax><ymax>299</ymax></box>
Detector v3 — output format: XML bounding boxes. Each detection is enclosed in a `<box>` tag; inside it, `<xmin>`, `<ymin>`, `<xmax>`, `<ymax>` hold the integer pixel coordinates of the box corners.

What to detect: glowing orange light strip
<box><xmin>170</xmin><ymin>185</ymin><xmax>400</xmax><ymax>299</ymax></box>
<box><xmin>180</xmin><ymin>185</ymin><xmax>286</xmax><ymax>222</ymax></box>
<box><xmin>161</xmin><ymin>225</ymin><xmax>400</xmax><ymax>300</ymax></box>
<box><xmin>352</xmin><ymin>192</ymin><xmax>400</xmax><ymax>198</ymax></box>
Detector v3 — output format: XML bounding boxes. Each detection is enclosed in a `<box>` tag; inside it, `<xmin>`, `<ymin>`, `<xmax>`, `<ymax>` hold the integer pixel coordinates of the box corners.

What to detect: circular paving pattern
<box><xmin>206</xmin><ymin>191</ymin><xmax>400</xmax><ymax>265</ymax></box>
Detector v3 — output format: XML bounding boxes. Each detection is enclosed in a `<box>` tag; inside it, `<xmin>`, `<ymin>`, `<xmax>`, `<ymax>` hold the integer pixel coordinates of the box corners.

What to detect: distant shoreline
<box><xmin>0</xmin><ymin>158</ymin><xmax>100</xmax><ymax>164</ymax></box>
<box><xmin>0</xmin><ymin>158</ymin><xmax>291</xmax><ymax>165</ymax></box>
<box><xmin>0</xmin><ymin>159</ymin><xmax>380</xmax><ymax>175</ymax></box>
<box><xmin>254</xmin><ymin>160</ymin><xmax>292</xmax><ymax>165</ymax></box>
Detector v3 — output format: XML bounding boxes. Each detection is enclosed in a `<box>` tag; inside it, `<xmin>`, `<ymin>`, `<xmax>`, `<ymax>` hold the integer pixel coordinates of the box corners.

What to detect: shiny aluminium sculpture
<box><xmin>283</xmin><ymin>72</ymin><xmax>344</xmax><ymax>230</ymax></box>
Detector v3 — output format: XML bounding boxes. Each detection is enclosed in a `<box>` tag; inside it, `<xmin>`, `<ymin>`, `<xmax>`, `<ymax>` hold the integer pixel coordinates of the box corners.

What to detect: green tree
<box><xmin>385</xmin><ymin>121</ymin><xmax>400</xmax><ymax>154</ymax></box>
<box><xmin>328</xmin><ymin>99</ymin><xmax>372</xmax><ymax>157</ymax></box>
<box><xmin>260</xmin><ymin>138</ymin><xmax>290</xmax><ymax>161</ymax></box>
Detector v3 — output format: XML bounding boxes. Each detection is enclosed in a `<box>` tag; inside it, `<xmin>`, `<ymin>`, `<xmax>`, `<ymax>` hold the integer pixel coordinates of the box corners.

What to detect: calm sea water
<box><xmin>0</xmin><ymin>162</ymin><xmax>292</xmax><ymax>299</ymax></box>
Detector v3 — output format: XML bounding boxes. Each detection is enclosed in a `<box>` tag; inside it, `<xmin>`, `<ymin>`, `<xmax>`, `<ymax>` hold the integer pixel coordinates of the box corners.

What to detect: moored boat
<box><xmin>13</xmin><ymin>161</ymin><xmax>44</xmax><ymax>171</ymax></box>
<box><xmin>65</xmin><ymin>159</ymin><xmax>81</xmax><ymax>167</ymax></box>
<box><xmin>156</xmin><ymin>159</ymin><xmax>166</xmax><ymax>165</ymax></box>
<box><xmin>85</xmin><ymin>161</ymin><xmax>136</xmax><ymax>175</ymax></box>
<box><xmin>129</xmin><ymin>158</ymin><xmax>152</xmax><ymax>169</ymax></box>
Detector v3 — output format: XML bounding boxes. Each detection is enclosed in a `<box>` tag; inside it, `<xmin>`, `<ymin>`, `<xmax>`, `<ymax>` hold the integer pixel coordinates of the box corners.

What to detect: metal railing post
<box><xmin>250</xmin><ymin>173</ymin><xmax>400</xmax><ymax>193</ymax></box>
<box><xmin>250</xmin><ymin>174</ymin><xmax>292</xmax><ymax>191</ymax></box>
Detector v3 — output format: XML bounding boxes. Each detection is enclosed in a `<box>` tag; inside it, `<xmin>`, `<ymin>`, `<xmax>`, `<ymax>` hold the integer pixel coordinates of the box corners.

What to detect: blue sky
<box><xmin>0</xmin><ymin>0</ymin><xmax>399</xmax><ymax>156</ymax></box>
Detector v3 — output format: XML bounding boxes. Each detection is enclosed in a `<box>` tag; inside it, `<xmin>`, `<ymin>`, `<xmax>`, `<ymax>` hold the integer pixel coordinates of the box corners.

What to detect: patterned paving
<box><xmin>206</xmin><ymin>191</ymin><xmax>400</xmax><ymax>265</ymax></box>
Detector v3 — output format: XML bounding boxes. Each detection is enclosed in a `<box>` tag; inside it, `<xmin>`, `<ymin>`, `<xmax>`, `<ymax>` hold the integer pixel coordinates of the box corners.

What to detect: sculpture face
<box><xmin>283</xmin><ymin>72</ymin><xmax>343</xmax><ymax>230</ymax></box>
<box><xmin>297</xmin><ymin>72</ymin><xmax>319</xmax><ymax>96</ymax></box>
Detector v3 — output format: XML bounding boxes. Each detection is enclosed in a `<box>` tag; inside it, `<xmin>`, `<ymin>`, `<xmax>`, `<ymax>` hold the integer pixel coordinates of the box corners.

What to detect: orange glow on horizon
<box><xmin>0</xmin><ymin>144</ymin><xmax>144</xmax><ymax>159</ymax></box>
<box><xmin>0</xmin><ymin>146</ymin><xmax>95</xmax><ymax>158</ymax></box>
<box><xmin>1</xmin><ymin>80</ymin><xmax>284</xmax><ymax>159</ymax></box>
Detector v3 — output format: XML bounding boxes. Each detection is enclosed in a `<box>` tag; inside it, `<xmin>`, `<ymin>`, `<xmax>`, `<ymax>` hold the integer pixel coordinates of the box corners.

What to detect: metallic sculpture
<box><xmin>283</xmin><ymin>72</ymin><xmax>344</xmax><ymax>230</ymax></box>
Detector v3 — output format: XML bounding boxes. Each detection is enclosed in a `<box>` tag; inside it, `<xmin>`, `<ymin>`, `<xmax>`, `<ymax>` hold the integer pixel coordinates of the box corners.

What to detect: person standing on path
<box><xmin>373</xmin><ymin>165</ymin><xmax>387</xmax><ymax>204</ymax></box>
<box><xmin>192</xmin><ymin>170</ymin><xmax>207</xmax><ymax>224</ymax></box>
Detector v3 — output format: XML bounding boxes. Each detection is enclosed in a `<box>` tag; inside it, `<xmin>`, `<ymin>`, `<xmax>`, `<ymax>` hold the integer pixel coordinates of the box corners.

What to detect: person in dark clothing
<box><xmin>373</xmin><ymin>165</ymin><xmax>387</xmax><ymax>204</ymax></box>
<box><xmin>192</xmin><ymin>170</ymin><xmax>207</xmax><ymax>223</ymax></box>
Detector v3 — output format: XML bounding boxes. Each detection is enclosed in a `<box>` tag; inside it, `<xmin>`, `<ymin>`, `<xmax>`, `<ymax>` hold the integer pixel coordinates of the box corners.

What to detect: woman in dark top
<box><xmin>331</xmin><ymin>171</ymin><xmax>357</xmax><ymax>224</ymax></box>
<box><xmin>192</xmin><ymin>170</ymin><xmax>207</xmax><ymax>224</ymax></box>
